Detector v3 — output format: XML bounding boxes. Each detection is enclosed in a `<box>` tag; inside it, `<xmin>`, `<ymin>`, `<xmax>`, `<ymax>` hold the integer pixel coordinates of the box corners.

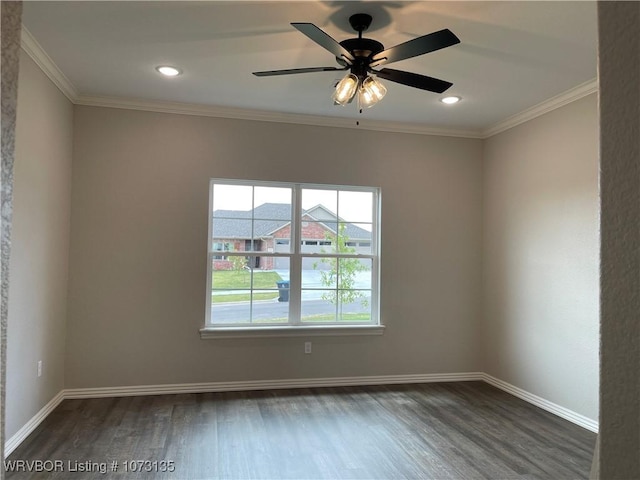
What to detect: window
<box><xmin>204</xmin><ymin>179</ymin><xmax>380</xmax><ymax>334</ymax></box>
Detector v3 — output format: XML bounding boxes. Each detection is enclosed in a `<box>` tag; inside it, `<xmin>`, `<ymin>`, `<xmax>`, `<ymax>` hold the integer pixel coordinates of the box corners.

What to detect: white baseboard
<box><xmin>5</xmin><ymin>390</ymin><xmax>65</xmax><ymax>457</ymax></box>
<box><xmin>482</xmin><ymin>373</ymin><xmax>599</xmax><ymax>433</ymax></box>
<box><xmin>63</xmin><ymin>372</ymin><xmax>483</xmax><ymax>399</ymax></box>
<box><xmin>6</xmin><ymin>372</ymin><xmax>597</xmax><ymax>457</ymax></box>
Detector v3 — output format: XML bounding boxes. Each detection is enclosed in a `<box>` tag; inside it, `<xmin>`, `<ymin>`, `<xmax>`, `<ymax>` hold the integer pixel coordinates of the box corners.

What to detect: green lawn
<box><xmin>212</xmin><ymin>292</ymin><xmax>279</xmax><ymax>303</ymax></box>
<box><xmin>212</xmin><ymin>270</ymin><xmax>283</xmax><ymax>289</ymax></box>
<box><xmin>300</xmin><ymin>313</ymin><xmax>371</xmax><ymax>322</ymax></box>
<box><xmin>212</xmin><ymin>270</ymin><xmax>283</xmax><ymax>303</ymax></box>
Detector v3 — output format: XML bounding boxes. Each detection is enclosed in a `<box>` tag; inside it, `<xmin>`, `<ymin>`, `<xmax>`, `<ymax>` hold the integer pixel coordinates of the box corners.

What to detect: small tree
<box><xmin>229</xmin><ymin>255</ymin><xmax>247</xmax><ymax>271</ymax></box>
<box><xmin>314</xmin><ymin>224</ymin><xmax>368</xmax><ymax>317</ymax></box>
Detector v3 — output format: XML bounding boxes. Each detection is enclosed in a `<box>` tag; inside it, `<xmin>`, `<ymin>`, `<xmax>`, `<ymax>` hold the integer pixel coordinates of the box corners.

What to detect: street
<box><xmin>211</xmin><ymin>296</ymin><xmax>371</xmax><ymax>323</ymax></box>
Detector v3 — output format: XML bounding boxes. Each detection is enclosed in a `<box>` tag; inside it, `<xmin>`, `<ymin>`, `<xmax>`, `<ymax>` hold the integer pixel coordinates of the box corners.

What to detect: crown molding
<box><xmin>75</xmin><ymin>94</ymin><xmax>483</xmax><ymax>138</ymax></box>
<box><xmin>20</xmin><ymin>26</ymin><xmax>78</xmax><ymax>102</ymax></box>
<box><xmin>481</xmin><ymin>78</ymin><xmax>598</xmax><ymax>138</ymax></box>
<box><xmin>19</xmin><ymin>24</ymin><xmax>596</xmax><ymax>139</ymax></box>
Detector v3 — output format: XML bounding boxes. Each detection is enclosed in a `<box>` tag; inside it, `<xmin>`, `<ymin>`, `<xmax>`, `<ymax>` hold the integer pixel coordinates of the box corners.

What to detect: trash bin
<box><xmin>276</xmin><ymin>281</ymin><xmax>290</xmax><ymax>302</ymax></box>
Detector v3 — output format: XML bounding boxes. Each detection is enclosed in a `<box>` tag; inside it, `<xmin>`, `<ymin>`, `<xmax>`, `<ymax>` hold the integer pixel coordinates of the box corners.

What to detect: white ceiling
<box><xmin>22</xmin><ymin>1</ymin><xmax>598</xmax><ymax>134</ymax></box>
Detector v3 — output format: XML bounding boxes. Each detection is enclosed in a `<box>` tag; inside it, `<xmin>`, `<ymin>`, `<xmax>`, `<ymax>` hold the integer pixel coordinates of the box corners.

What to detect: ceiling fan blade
<box><xmin>374</xmin><ymin>68</ymin><xmax>453</xmax><ymax>93</ymax></box>
<box><xmin>253</xmin><ymin>66</ymin><xmax>348</xmax><ymax>77</ymax></box>
<box><xmin>291</xmin><ymin>23</ymin><xmax>354</xmax><ymax>63</ymax></box>
<box><xmin>370</xmin><ymin>29</ymin><xmax>460</xmax><ymax>67</ymax></box>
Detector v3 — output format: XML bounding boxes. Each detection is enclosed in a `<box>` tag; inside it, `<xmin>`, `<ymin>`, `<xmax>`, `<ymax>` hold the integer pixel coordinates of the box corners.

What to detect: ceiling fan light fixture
<box><xmin>332</xmin><ymin>73</ymin><xmax>359</xmax><ymax>105</ymax></box>
<box><xmin>255</xmin><ymin>13</ymin><xmax>460</xmax><ymax>110</ymax></box>
<box><xmin>155</xmin><ymin>65</ymin><xmax>182</xmax><ymax>77</ymax></box>
<box><xmin>359</xmin><ymin>76</ymin><xmax>387</xmax><ymax>108</ymax></box>
<box><xmin>440</xmin><ymin>95</ymin><xmax>461</xmax><ymax>104</ymax></box>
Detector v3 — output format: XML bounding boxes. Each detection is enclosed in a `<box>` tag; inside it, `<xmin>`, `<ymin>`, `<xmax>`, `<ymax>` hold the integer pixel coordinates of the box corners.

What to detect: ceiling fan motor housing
<box><xmin>337</xmin><ymin>13</ymin><xmax>385</xmax><ymax>73</ymax></box>
<box><xmin>339</xmin><ymin>38</ymin><xmax>384</xmax><ymax>59</ymax></box>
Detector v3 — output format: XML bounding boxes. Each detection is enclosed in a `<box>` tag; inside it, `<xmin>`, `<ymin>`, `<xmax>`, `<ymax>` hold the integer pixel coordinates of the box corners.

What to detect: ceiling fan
<box><xmin>253</xmin><ymin>13</ymin><xmax>460</xmax><ymax>108</ymax></box>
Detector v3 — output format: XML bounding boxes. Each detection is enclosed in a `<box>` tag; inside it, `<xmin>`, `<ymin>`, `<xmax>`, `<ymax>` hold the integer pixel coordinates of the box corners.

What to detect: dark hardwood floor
<box><xmin>6</xmin><ymin>382</ymin><xmax>596</xmax><ymax>479</ymax></box>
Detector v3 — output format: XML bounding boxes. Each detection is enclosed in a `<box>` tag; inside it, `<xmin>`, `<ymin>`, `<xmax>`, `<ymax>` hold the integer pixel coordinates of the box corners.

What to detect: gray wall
<box><xmin>6</xmin><ymin>52</ymin><xmax>73</xmax><ymax>439</ymax></box>
<box><xmin>482</xmin><ymin>94</ymin><xmax>599</xmax><ymax>420</ymax></box>
<box><xmin>66</xmin><ymin>106</ymin><xmax>483</xmax><ymax>388</ymax></box>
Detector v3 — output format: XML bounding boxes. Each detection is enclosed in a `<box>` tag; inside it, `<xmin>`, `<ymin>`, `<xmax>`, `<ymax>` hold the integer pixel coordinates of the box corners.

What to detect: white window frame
<box><xmin>201</xmin><ymin>179</ymin><xmax>384</xmax><ymax>339</ymax></box>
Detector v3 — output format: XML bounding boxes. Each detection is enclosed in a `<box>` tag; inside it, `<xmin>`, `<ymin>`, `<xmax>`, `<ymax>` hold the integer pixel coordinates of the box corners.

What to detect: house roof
<box><xmin>212</xmin><ymin>203</ymin><xmax>371</xmax><ymax>240</ymax></box>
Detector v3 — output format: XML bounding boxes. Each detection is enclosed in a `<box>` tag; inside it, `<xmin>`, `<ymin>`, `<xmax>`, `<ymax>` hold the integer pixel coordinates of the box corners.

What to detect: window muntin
<box><xmin>206</xmin><ymin>180</ymin><xmax>379</xmax><ymax>328</ymax></box>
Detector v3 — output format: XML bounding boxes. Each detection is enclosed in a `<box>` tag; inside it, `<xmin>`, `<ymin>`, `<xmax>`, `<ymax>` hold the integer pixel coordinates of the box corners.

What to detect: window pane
<box><xmin>301</xmin><ymin>221</ymin><xmax>337</xmax><ymax>253</ymax></box>
<box><xmin>253</xmin><ymin>256</ymin><xmax>289</xmax><ymax>324</ymax></box>
<box><xmin>211</xmin><ymin>257</ymin><xmax>251</xmax><ymax>324</ymax></box>
<box><xmin>302</xmin><ymin>189</ymin><xmax>337</xmax><ymax>217</ymax></box>
<box><xmin>212</xmin><ymin>258</ymin><xmax>251</xmax><ymax>290</ymax></box>
<box><xmin>299</xmin><ymin>257</ymin><xmax>372</xmax><ymax>325</ymax></box>
<box><xmin>212</xmin><ymin>218</ymin><xmax>252</xmax><ymax>242</ymax></box>
<box><xmin>338</xmin><ymin>258</ymin><xmax>372</xmax><ymax>289</ymax></box>
<box><xmin>301</xmin><ymin>288</ymin><xmax>371</xmax><ymax>324</ymax></box>
<box><xmin>210</xmin><ymin>257</ymin><xmax>289</xmax><ymax>324</ymax></box>
<box><xmin>211</xmin><ymin>295</ymin><xmax>251</xmax><ymax>325</ymax></box>
<box><xmin>338</xmin><ymin>223</ymin><xmax>372</xmax><ymax>254</ymax></box>
<box><xmin>303</xmin><ymin>258</ymin><xmax>336</xmax><ymax>289</ymax></box>
<box><xmin>338</xmin><ymin>190</ymin><xmax>373</xmax><ymax>223</ymax></box>
<box><xmin>212</xmin><ymin>184</ymin><xmax>252</xmax><ymax>212</ymax></box>
<box><xmin>301</xmin><ymin>291</ymin><xmax>337</xmax><ymax>323</ymax></box>
<box><xmin>251</xmin><ymin>292</ymin><xmax>288</xmax><ymax>324</ymax></box>
<box><xmin>254</xmin><ymin>186</ymin><xmax>292</xmax><ymax>220</ymax></box>
<box><xmin>339</xmin><ymin>295</ymin><xmax>372</xmax><ymax>323</ymax></box>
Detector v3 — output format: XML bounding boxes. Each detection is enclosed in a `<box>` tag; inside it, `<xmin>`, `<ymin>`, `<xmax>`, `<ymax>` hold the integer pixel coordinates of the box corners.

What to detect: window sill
<box><xmin>200</xmin><ymin>324</ymin><xmax>385</xmax><ymax>339</ymax></box>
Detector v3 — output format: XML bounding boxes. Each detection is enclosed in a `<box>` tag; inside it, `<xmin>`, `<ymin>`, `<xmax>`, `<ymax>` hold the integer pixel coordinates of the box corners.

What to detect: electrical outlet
<box><xmin>304</xmin><ymin>342</ymin><xmax>312</xmax><ymax>354</ymax></box>
<box><xmin>37</xmin><ymin>360</ymin><xmax>42</xmax><ymax>377</ymax></box>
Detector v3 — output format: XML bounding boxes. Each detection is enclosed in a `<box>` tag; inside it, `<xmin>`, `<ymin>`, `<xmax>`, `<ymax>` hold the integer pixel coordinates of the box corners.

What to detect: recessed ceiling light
<box><xmin>440</xmin><ymin>96</ymin><xmax>461</xmax><ymax>105</ymax></box>
<box><xmin>155</xmin><ymin>66</ymin><xmax>182</xmax><ymax>77</ymax></box>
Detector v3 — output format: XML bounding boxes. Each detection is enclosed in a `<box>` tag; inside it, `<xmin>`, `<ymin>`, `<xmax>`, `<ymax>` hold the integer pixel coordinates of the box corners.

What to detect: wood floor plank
<box><xmin>6</xmin><ymin>382</ymin><xmax>596</xmax><ymax>479</ymax></box>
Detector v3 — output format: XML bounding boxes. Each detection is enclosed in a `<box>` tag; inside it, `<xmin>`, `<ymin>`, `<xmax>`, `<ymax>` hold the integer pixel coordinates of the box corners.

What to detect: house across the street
<box><xmin>212</xmin><ymin>203</ymin><xmax>372</xmax><ymax>270</ymax></box>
